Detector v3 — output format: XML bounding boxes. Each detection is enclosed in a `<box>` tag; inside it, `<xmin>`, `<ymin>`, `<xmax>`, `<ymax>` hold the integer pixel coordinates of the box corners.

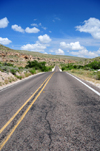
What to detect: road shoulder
<box><xmin>0</xmin><ymin>72</ymin><xmax>44</xmax><ymax>91</ymax></box>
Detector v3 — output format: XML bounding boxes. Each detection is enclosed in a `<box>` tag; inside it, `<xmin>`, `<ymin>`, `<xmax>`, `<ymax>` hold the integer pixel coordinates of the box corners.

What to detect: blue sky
<box><xmin>0</xmin><ymin>0</ymin><xmax>100</xmax><ymax>58</ymax></box>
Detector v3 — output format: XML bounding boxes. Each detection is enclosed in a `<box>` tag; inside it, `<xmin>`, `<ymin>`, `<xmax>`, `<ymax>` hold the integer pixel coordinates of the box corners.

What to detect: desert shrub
<box><xmin>76</xmin><ymin>65</ymin><xmax>83</xmax><ymax>69</ymax></box>
<box><xmin>83</xmin><ymin>66</ymin><xmax>91</xmax><ymax>70</ymax></box>
<box><xmin>85</xmin><ymin>61</ymin><xmax>100</xmax><ymax>70</ymax></box>
<box><xmin>18</xmin><ymin>66</ymin><xmax>24</xmax><ymax>70</ymax></box>
<box><xmin>0</xmin><ymin>66</ymin><xmax>7</xmax><ymax>72</ymax></box>
<box><xmin>26</xmin><ymin>60</ymin><xmax>40</xmax><ymax>69</ymax></box>
<box><xmin>62</xmin><ymin>66</ymin><xmax>66</xmax><ymax>71</ymax></box>
<box><xmin>3</xmin><ymin>62</ymin><xmax>14</xmax><ymax>66</ymax></box>
<box><xmin>15</xmin><ymin>75</ymin><xmax>22</xmax><ymax>79</ymax></box>
<box><xmin>61</xmin><ymin>63</ymin><xmax>74</xmax><ymax>71</ymax></box>
<box><xmin>93</xmin><ymin>71</ymin><xmax>100</xmax><ymax>80</ymax></box>
<box><xmin>25</xmin><ymin>72</ymin><xmax>31</xmax><ymax>77</ymax></box>
<box><xmin>4</xmin><ymin>79</ymin><xmax>9</xmax><ymax>84</ymax></box>
<box><xmin>10</xmin><ymin>69</ymin><xmax>16</xmax><ymax>75</ymax></box>
<box><xmin>30</xmin><ymin>68</ymin><xmax>36</xmax><ymax>74</ymax></box>
<box><xmin>47</xmin><ymin>66</ymin><xmax>53</xmax><ymax>71</ymax></box>
<box><xmin>61</xmin><ymin>60</ymin><xmax>100</xmax><ymax>71</ymax></box>
<box><xmin>71</xmin><ymin>69</ymin><xmax>76</xmax><ymax>73</ymax></box>
<box><xmin>8</xmin><ymin>77</ymin><xmax>15</xmax><ymax>83</ymax></box>
<box><xmin>26</xmin><ymin>60</ymin><xmax>52</xmax><ymax>72</ymax></box>
<box><xmin>0</xmin><ymin>64</ymin><xmax>19</xmax><ymax>74</ymax></box>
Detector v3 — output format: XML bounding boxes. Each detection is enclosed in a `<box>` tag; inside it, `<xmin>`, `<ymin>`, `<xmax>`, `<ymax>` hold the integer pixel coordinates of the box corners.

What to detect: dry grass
<box><xmin>68</xmin><ymin>69</ymin><xmax>100</xmax><ymax>87</ymax></box>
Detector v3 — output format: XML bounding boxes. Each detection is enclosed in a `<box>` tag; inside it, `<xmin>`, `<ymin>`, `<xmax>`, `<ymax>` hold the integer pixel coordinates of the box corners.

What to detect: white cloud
<box><xmin>44</xmin><ymin>52</ymin><xmax>48</xmax><ymax>54</ymax></box>
<box><xmin>31</xmin><ymin>23</ymin><xmax>38</xmax><ymax>27</ymax></box>
<box><xmin>49</xmin><ymin>31</ymin><xmax>52</xmax><ymax>33</ymax></box>
<box><xmin>96</xmin><ymin>48</ymin><xmax>100</xmax><ymax>55</ymax></box>
<box><xmin>52</xmin><ymin>17</ymin><xmax>61</xmax><ymax>22</ymax></box>
<box><xmin>42</xmin><ymin>27</ymin><xmax>47</xmax><ymax>30</ymax></box>
<box><xmin>0</xmin><ymin>17</ymin><xmax>9</xmax><ymax>28</ymax></box>
<box><xmin>76</xmin><ymin>18</ymin><xmax>100</xmax><ymax>39</ymax></box>
<box><xmin>55</xmin><ymin>17</ymin><xmax>61</xmax><ymax>21</ymax></box>
<box><xmin>0</xmin><ymin>37</ymin><xmax>12</xmax><ymax>45</ymax></box>
<box><xmin>52</xmin><ymin>37</ymin><xmax>100</xmax><ymax>47</ymax></box>
<box><xmin>11</xmin><ymin>24</ymin><xmax>24</xmax><ymax>33</ymax></box>
<box><xmin>39</xmin><ymin>23</ymin><xmax>42</xmax><ymax>26</ymax></box>
<box><xmin>38</xmin><ymin>34</ymin><xmax>52</xmax><ymax>43</ymax></box>
<box><xmin>60</xmin><ymin>41</ymin><xmax>99</xmax><ymax>58</ymax></box>
<box><xmin>60</xmin><ymin>41</ymin><xmax>84</xmax><ymax>50</ymax></box>
<box><xmin>56</xmin><ymin>49</ymin><xmax>64</xmax><ymax>55</ymax></box>
<box><xmin>49</xmin><ymin>50</ymin><xmax>54</xmax><ymax>52</ymax></box>
<box><xmin>71</xmin><ymin>49</ymin><xmax>98</xmax><ymax>58</ymax></box>
<box><xmin>25</xmin><ymin>27</ymin><xmax>40</xmax><ymax>33</ymax></box>
<box><xmin>34</xmin><ymin>19</ymin><xmax>37</xmax><ymax>21</ymax></box>
<box><xmin>21</xmin><ymin>41</ymin><xmax>47</xmax><ymax>52</ymax></box>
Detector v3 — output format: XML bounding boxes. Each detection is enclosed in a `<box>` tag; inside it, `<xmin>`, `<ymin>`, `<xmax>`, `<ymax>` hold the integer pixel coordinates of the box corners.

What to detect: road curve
<box><xmin>0</xmin><ymin>67</ymin><xmax>100</xmax><ymax>151</ymax></box>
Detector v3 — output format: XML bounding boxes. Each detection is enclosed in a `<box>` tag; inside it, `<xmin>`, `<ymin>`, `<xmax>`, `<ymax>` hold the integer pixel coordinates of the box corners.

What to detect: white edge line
<box><xmin>59</xmin><ymin>69</ymin><xmax>62</xmax><ymax>72</ymax></box>
<box><xmin>0</xmin><ymin>72</ymin><xmax>44</xmax><ymax>92</ymax></box>
<box><xmin>52</xmin><ymin>66</ymin><xmax>55</xmax><ymax>72</ymax></box>
<box><xmin>66</xmin><ymin>72</ymin><xmax>100</xmax><ymax>96</ymax></box>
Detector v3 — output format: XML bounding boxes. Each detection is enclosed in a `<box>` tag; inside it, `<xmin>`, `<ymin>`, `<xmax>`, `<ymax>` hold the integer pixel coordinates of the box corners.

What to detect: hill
<box><xmin>0</xmin><ymin>44</ymin><xmax>87</xmax><ymax>67</ymax></box>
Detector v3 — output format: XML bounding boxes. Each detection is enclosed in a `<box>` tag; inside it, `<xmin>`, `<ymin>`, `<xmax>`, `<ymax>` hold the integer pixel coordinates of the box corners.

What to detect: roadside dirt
<box><xmin>68</xmin><ymin>71</ymin><xmax>100</xmax><ymax>89</ymax></box>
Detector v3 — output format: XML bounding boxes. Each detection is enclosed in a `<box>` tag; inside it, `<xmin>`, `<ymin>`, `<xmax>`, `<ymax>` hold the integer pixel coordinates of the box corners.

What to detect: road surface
<box><xmin>0</xmin><ymin>66</ymin><xmax>100</xmax><ymax>151</ymax></box>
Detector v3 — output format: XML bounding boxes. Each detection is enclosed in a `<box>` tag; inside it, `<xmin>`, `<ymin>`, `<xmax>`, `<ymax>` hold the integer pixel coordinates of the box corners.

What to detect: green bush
<box><xmin>85</xmin><ymin>61</ymin><xmax>100</xmax><ymax>70</ymax></box>
<box><xmin>0</xmin><ymin>62</ymin><xmax>19</xmax><ymax>73</ymax></box>
<box><xmin>3</xmin><ymin>62</ymin><xmax>14</xmax><ymax>67</ymax></box>
<box><xmin>61</xmin><ymin>60</ymin><xmax>100</xmax><ymax>71</ymax></box>
<box><xmin>83</xmin><ymin>66</ymin><xmax>91</xmax><ymax>70</ymax></box>
<box><xmin>30</xmin><ymin>68</ymin><xmax>36</xmax><ymax>74</ymax></box>
<box><xmin>94</xmin><ymin>71</ymin><xmax>100</xmax><ymax>80</ymax></box>
<box><xmin>0</xmin><ymin>66</ymin><xmax>8</xmax><ymax>72</ymax></box>
<box><xmin>26</xmin><ymin>60</ymin><xmax>40</xmax><ymax>69</ymax></box>
<box><xmin>15</xmin><ymin>75</ymin><xmax>22</xmax><ymax>79</ymax></box>
<box><xmin>26</xmin><ymin>60</ymin><xmax>52</xmax><ymax>72</ymax></box>
<box><xmin>18</xmin><ymin>66</ymin><xmax>24</xmax><ymax>70</ymax></box>
<box><xmin>10</xmin><ymin>69</ymin><xmax>16</xmax><ymax>75</ymax></box>
<box><xmin>25</xmin><ymin>72</ymin><xmax>31</xmax><ymax>77</ymax></box>
<box><xmin>62</xmin><ymin>66</ymin><xmax>66</xmax><ymax>71</ymax></box>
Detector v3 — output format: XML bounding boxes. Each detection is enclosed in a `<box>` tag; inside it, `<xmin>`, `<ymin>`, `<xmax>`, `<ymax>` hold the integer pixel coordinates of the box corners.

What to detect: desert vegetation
<box><xmin>61</xmin><ymin>60</ymin><xmax>100</xmax><ymax>80</ymax></box>
<box><xmin>1</xmin><ymin>44</ymin><xmax>100</xmax><ymax>87</ymax></box>
<box><xmin>0</xmin><ymin>60</ymin><xmax>53</xmax><ymax>86</ymax></box>
<box><xmin>0</xmin><ymin>44</ymin><xmax>85</xmax><ymax>68</ymax></box>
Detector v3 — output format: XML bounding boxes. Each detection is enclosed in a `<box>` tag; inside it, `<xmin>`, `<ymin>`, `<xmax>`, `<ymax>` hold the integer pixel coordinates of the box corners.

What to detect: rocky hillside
<box><xmin>0</xmin><ymin>44</ymin><xmax>86</xmax><ymax>67</ymax></box>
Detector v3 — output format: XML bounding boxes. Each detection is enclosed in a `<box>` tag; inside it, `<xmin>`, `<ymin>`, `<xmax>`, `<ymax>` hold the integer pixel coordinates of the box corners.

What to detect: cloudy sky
<box><xmin>0</xmin><ymin>0</ymin><xmax>100</xmax><ymax>58</ymax></box>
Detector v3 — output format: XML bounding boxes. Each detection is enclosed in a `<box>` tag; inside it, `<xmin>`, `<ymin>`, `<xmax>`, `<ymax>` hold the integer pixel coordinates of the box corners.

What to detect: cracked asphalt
<box><xmin>0</xmin><ymin>67</ymin><xmax>100</xmax><ymax>151</ymax></box>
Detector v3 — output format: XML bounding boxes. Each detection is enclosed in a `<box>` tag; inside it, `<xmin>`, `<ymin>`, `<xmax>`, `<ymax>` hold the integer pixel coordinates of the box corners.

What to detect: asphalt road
<box><xmin>0</xmin><ymin>67</ymin><xmax>100</xmax><ymax>151</ymax></box>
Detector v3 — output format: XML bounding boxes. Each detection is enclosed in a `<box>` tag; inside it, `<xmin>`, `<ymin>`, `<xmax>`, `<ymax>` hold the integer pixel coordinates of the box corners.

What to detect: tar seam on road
<box><xmin>0</xmin><ymin>72</ymin><xmax>55</xmax><ymax>150</ymax></box>
<box><xmin>66</xmin><ymin>72</ymin><xmax>100</xmax><ymax>96</ymax></box>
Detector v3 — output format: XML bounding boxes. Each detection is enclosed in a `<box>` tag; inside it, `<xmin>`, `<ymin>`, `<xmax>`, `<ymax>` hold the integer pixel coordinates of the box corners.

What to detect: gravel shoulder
<box><xmin>67</xmin><ymin>71</ymin><xmax>100</xmax><ymax>89</ymax></box>
<box><xmin>0</xmin><ymin>72</ymin><xmax>44</xmax><ymax>91</ymax></box>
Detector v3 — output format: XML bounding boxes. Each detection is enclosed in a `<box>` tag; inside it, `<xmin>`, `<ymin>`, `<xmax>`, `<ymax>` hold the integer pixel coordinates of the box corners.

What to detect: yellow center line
<box><xmin>0</xmin><ymin>72</ymin><xmax>53</xmax><ymax>135</ymax></box>
<box><xmin>0</xmin><ymin>72</ymin><xmax>55</xmax><ymax>150</ymax></box>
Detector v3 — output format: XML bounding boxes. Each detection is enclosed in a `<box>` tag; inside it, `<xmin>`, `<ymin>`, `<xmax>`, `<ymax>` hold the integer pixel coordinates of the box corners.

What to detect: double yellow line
<box><xmin>0</xmin><ymin>72</ymin><xmax>55</xmax><ymax>150</ymax></box>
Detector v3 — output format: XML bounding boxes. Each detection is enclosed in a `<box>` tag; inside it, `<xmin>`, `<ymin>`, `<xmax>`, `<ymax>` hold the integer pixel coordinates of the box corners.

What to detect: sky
<box><xmin>0</xmin><ymin>0</ymin><xmax>100</xmax><ymax>58</ymax></box>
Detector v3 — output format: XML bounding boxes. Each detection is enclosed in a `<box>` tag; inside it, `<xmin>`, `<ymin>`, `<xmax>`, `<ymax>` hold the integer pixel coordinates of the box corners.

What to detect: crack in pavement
<box><xmin>45</xmin><ymin>110</ymin><xmax>52</xmax><ymax>151</ymax></box>
<box><xmin>0</xmin><ymin>80</ymin><xmax>48</xmax><ymax>145</ymax></box>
